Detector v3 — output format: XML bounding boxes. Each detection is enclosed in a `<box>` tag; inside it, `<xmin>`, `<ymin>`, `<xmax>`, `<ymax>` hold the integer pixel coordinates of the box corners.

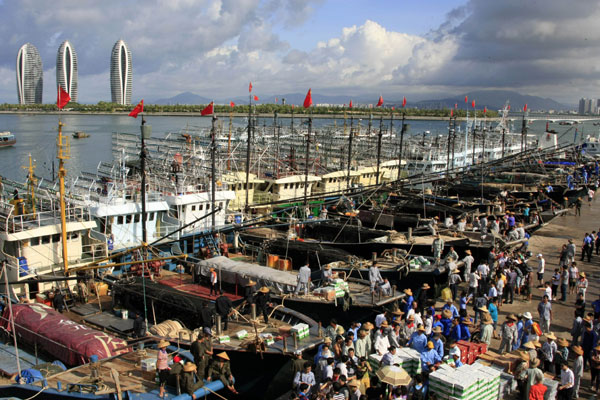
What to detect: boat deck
<box><xmin>44</xmin><ymin>349</ymin><xmax>159</xmax><ymax>395</ymax></box>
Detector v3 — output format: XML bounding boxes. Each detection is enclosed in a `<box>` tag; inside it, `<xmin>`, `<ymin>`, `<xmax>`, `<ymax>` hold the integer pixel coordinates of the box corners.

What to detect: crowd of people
<box><xmin>290</xmin><ymin>232</ymin><xmax>599</xmax><ymax>400</ymax></box>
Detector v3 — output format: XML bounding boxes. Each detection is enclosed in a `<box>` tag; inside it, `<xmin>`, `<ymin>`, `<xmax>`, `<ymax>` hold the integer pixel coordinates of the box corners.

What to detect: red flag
<box><xmin>57</xmin><ymin>85</ymin><xmax>71</xmax><ymax>109</ymax></box>
<box><xmin>454</xmin><ymin>103</ymin><xmax>458</xmax><ymax>109</ymax></box>
<box><xmin>402</xmin><ymin>96</ymin><xmax>407</xmax><ymax>108</ymax></box>
<box><xmin>392</xmin><ymin>106</ymin><xmax>395</xmax><ymax>110</ymax></box>
<box><xmin>508</xmin><ymin>105</ymin><xmax>511</xmax><ymax>110</ymax></box>
<box><xmin>303</xmin><ymin>88</ymin><xmax>312</xmax><ymax>108</ymax></box>
<box><xmin>471</xmin><ymin>100</ymin><xmax>476</xmax><ymax>108</ymax></box>
<box><xmin>253</xmin><ymin>95</ymin><xmax>259</xmax><ymax>101</ymax></box>
<box><xmin>292</xmin><ymin>104</ymin><xmax>295</xmax><ymax>109</ymax></box>
<box><xmin>464</xmin><ymin>95</ymin><xmax>468</xmax><ymax>103</ymax></box>
<box><xmin>523</xmin><ymin>104</ymin><xmax>528</xmax><ymax>112</ymax></box>
<box><xmin>128</xmin><ymin>99</ymin><xmax>144</xmax><ymax>118</ymax></box>
<box><xmin>201</xmin><ymin>102</ymin><xmax>214</xmax><ymax>116</ymax></box>
<box><xmin>483</xmin><ymin>106</ymin><xmax>487</xmax><ymax>114</ymax></box>
<box><xmin>249</xmin><ymin>82</ymin><xmax>252</xmax><ymax>93</ymax></box>
<box><xmin>450</xmin><ymin>109</ymin><xmax>454</xmax><ymax>117</ymax></box>
<box><xmin>230</xmin><ymin>101</ymin><xmax>235</xmax><ymax>108</ymax></box>
<box><xmin>349</xmin><ymin>100</ymin><xmax>353</xmax><ymax>109</ymax></box>
<box><xmin>275</xmin><ymin>97</ymin><xmax>278</xmax><ymax>103</ymax></box>
<box><xmin>376</xmin><ymin>95</ymin><xmax>383</xmax><ymax>107</ymax></box>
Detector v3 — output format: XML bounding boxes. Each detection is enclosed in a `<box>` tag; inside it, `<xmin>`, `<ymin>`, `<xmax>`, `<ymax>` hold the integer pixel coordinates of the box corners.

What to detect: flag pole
<box><xmin>244</xmin><ymin>88</ymin><xmax>252</xmax><ymax>212</ymax></box>
<box><xmin>211</xmin><ymin>102</ymin><xmax>217</xmax><ymax>230</ymax></box>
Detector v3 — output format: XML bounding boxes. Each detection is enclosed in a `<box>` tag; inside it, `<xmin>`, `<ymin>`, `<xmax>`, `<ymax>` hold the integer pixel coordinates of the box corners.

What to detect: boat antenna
<box><xmin>347</xmin><ymin>110</ymin><xmax>354</xmax><ymax>189</ymax></box>
<box><xmin>140</xmin><ymin>113</ymin><xmax>152</xmax><ymax>331</ymax></box>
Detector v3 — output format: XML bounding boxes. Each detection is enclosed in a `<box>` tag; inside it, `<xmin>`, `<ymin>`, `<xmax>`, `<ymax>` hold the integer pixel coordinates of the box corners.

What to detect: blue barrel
<box><xmin>18</xmin><ymin>257</ymin><xmax>28</xmax><ymax>277</ymax></box>
<box><xmin>234</xmin><ymin>215</ymin><xmax>242</xmax><ymax>224</ymax></box>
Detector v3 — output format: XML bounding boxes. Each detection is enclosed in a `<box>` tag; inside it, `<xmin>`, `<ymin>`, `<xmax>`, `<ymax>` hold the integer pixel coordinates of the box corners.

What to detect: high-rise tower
<box><xmin>110</xmin><ymin>40</ymin><xmax>132</xmax><ymax>105</ymax></box>
<box><xmin>16</xmin><ymin>43</ymin><xmax>43</xmax><ymax>104</ymax></box>
<box><xmin>56</xmin><ymin>40</ymin><xmax>78</xmax><ymax>103</ymax></box>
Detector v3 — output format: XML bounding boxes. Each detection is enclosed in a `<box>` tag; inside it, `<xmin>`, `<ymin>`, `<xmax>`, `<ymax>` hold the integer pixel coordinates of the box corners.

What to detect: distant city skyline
<box><xmin>0</xmin><ymin>1</ymin><xmax>597</xmax><ymax>105</ymax></box>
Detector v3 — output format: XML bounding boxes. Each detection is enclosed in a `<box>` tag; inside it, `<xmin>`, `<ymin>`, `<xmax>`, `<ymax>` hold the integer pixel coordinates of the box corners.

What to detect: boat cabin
<box><xmin>258</xmin><ymin>175</ymin><xmax>321</xmax><ymax>202</ymax></box>
<box><xmin>315</xmin><ymin>170</ymin><xmax>359</xmax><ymax>194</ymax></box>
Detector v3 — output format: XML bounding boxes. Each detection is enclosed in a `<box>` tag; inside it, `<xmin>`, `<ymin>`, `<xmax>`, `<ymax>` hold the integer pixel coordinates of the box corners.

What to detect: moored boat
<box><xmin>0</xmin><ymin>131</ymin><xmax>16</xmax><ymax>147</ymax></box>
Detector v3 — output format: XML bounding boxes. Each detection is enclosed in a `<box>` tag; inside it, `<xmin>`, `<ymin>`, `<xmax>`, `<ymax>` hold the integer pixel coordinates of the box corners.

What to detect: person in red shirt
<box><xmin>529</xmin><ymin>374</ymin><xmax>547</xmax><ymax>400</ymax></box>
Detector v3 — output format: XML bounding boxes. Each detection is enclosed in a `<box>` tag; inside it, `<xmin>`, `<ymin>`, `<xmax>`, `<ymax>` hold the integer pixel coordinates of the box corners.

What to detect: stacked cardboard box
<box><xmin>368</xmin><ymin>348</ymin><xmax>422</xmax><ymax>376</ymax></box>
<box><xmin>478</xmin><ymin>350</ymin><xmax>521</xmax><ymax>374</ymax></box>
<box><xmin>429</xmin><ymin>363</ymin><xmax>501</xmax><ymax>400</ymax></box>
<box><xmin>314</xmin><ymin>287</ymin><xmax>336</xmax><ymax>301</ymax></box>
<box><xmin>333</xmin><ymin>279</ymin><xmax>349</xmax><ymax>298</ymax></box>
<box><xmin>290</xmin><ymin>323</ymin><xmax>310</xmax><ymax>340</ymax></box>
<box><xmin>457</xmin><ymin>341</ymin><xmax>488</xmax><ymax>365</ymax></box>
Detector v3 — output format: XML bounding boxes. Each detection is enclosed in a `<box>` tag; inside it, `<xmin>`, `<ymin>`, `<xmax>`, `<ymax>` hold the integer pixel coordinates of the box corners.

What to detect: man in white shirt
<box><xmin>462</xmin><ymin>250</ymin><xmax>475</xmax><ymax>282</ymax></box>
<box><xmin>456</xmin><ymin>218</ymin><xmax>466</xmax><ymax>232</ymax></box>
<box><xmin>536</xmin><ymin>253</ymin><xmax>545</xmax><ymax>286</ymax></box>
<box><xmin>558</xmin><ymin>362</ymin><xmax>574</xmax><ymax>400</ymax></box>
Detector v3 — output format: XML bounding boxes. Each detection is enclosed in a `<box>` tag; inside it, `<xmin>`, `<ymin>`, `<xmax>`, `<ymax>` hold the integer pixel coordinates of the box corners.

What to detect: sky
<box><xmin>0</xmin><ymin>0</ymin><xmax>598</xmax><ymax>105</ymax></box>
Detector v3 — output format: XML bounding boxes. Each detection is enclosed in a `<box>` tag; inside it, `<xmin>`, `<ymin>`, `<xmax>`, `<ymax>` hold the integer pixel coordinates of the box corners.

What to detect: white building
<box><xmin>110</xmin><ymin>40</ymin><xmax>132</xmax><ymax>105</ymax></box>
<box><xmin>56</xmin><ymin>40</ymin><xmax>78</xmax><ymax>102</ymax></box>
<box><xmin>16</xmin><ymin>43</ymin><xmax>43</xmax><ymax>104</ymax></box>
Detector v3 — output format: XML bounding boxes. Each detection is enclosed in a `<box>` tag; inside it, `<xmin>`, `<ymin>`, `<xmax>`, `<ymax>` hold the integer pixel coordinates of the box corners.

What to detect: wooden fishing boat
<box><xmin>0</xmin><ymin>131</ymin><xmax>16</xmax><ymax>147</ymax></box>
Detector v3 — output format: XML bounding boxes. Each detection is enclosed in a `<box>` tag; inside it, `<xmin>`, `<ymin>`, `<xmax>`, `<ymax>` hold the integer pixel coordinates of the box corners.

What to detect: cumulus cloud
<box><xmin>0</xmin><ymin>0</ymin><xmax>597</xmax><ymax>104</ymax></box>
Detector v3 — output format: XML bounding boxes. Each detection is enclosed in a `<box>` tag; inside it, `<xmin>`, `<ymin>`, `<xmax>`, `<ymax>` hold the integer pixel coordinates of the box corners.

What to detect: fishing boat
<box><xmin>0</xmin><ymin>131</ymin><xmax>16</xmax><ymax>147</ymax></box>
<box><xmin>195</xmin><ymin>256</ymin><xmax>404</xmax><ymax>324</ymax></box>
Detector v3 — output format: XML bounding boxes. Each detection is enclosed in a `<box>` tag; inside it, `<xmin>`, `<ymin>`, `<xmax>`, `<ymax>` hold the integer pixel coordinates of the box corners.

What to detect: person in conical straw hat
<box><xmin>208</xmin><ymin>351</ymin><xmax>237</xmax><ymax>394</ymax></box>
<box><xmin>156</xmin><ymin>340</ymin><xmax>171</xmax><ymax>398</ymax></box>
<box><xmin>181</xmin><ymin>362</ymin><xmax>204</xmax><ymax>397</ymax></box>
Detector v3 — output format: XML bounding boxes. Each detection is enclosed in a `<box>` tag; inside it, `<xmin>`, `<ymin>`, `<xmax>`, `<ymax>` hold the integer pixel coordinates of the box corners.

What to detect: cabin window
<box><xmin>219</xmin><ymin>202</ymin><xmax>224</xmax><ymax>209</ymax></box>
<box><xmin>149</xmin><ymin>212</ymin><xmax>155</xmax><ymax>221</ymax></box>
<box><xmin>30</xmin><ymin>237</ymin><xmax>40</xmax><ymax>246</ymax></box>
<box><xmin>206</xmin><ymin>204</ymin><xmax>211</xmax><ymax>210</ymax></box>
<box><xmin>134</xmin><ymin>214</ymin><xmax>140</xmax><ymax>223</ymax></box>
<box><xmin>42</xmin><ymin>236</ymin><xmax>50</xmax><ymax>244</ymax></box>
<box><xmin>191</xmin><ymin>205</ymin><xmax>196</xmax><ymax>211</ymax></box>
<box><xmin>198</xmin><ymin>204</ymin><xmax>204</xmax><ymax>211</ymax></box>
<box><xmin>125</xmin><ymin>215</ymin><xmax>132</xmax><ymax>224</ymax></box>
<box><xmin>117</xmin><ymin>216</ymin><xmax>123</xmax><ymax>225</ymax></box>
<box><xmin>52</xmin><ymin>234</ymin><xmax>60</xmax><ymax>243</ymax></box>
<box><xmin>284</xmin><ymin>183</ymin><xmax>288</xmax><ymax>189</ymax></box>
<box><xmin>70</xmin><ymin>232</ymin><xmax>79</xmax><ymax>240</ymax></box>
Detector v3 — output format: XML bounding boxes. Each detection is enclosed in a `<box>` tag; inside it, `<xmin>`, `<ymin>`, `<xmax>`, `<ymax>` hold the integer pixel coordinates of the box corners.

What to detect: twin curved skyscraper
<box><xmin>15</xmin><ymin>39</ymin><xmax>133</xmax><ymax>105</ymax></box>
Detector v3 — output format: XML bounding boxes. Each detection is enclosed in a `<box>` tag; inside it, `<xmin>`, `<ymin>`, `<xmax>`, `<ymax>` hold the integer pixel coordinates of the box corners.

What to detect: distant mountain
<box><xmin>152</xmin><ymin>89</ymin><xmax>570</xmax><ymax>111</ymax></box>
<box><xmin>153</xmin><ymin>92</ymin><xmax>212</xmax><ymax>105</ymax></box>
<box><xmin>412</xmin><ymin>90</ymin><xmax>569</xmax><ymax>112</ymax></box>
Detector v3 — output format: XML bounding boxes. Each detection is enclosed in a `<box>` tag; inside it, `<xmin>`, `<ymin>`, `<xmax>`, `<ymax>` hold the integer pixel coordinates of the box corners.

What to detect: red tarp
<box><xmin>1</xmin><ymin>303</ymin><xmax>128</xmax><ymax>366</ymax></box>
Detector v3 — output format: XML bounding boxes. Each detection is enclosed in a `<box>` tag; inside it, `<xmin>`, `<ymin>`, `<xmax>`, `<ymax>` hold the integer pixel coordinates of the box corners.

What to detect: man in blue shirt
<box><xmin>440</xmin><ymin>309</ymin><xmax>454</xmax><ymax>337</ymax></box>
<box><xmin>442</xmin><ymin>299</ymin><xmax>459</xmax><ymax>319</ymax></box>
<box><xmin>582</xmin><ymin>233</ymin><xmax>593</xmax><ymax>262</ymax></box>
<box><xmin>408</xmin><ymin>325</ymin><xmax>428</xmax><ymax>353</ymax></box>
<box><xmin>431</xmin><ymin>327</ymin><xmax>444</xmax><ymax>358</ymax></box>
<box><xmin>451</xmin><ymin>353</ymin><xmax>463</xmax><ymax>368</ymax></box>
<box><xmin>402</xmin><ymin>288</ymin><xmax>414</xmax><ymax>314</ymax></box>
<box><xmin>592</xmin><ymin>294</ymin><xmax>600</xmax><ymax>319</ymax></box>
<box><xmin>420</xmin><ymin>341</ymin><xmax>442</xmax><ymax>372</ymax></box>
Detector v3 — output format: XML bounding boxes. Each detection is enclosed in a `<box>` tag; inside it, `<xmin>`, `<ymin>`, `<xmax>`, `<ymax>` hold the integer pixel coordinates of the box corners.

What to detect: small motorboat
<box><xmin>0</xmin><ymin>131</ymin><xmax>16</xmax><ymax>147</ymax></box>
<box><xmin>72</xmin><ymin>131</ymin><xmax>90</xmax><ymax>138</ymax></box>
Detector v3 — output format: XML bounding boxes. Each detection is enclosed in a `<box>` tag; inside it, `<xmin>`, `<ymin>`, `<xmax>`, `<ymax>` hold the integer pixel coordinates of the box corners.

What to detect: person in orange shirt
<box><xmin>528</xmin><ymin>374</ymin><xmax>546</xmax><ymax>400</ymax></box>
<box><xmin>209</xmin><ymin>267</ymin><xmax>218</xmax><ymax>296</ymax></box>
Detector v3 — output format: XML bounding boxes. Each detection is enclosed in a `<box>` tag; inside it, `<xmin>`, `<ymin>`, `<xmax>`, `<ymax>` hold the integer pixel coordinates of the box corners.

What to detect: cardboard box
<box><xmin>141</xmin><ymin>358</ymin><xmax>156</xmax><ymax>372</ymax></box>
<box><xmin>218</xmin><ymin>335</ymin><xmax>231</xmax><ymax>343</ymax></box>
<box><xmin>235</xmin><ymin>330</ymin><xmax>248</xmax><ymax>339</ymax></box>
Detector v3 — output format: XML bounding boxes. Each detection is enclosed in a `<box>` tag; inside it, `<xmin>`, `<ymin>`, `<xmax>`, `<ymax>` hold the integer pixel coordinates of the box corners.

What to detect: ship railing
<box><xmin>0</xmin><ymin>205</ymin><xmax>91</xmax><ymax>234</ymax></box>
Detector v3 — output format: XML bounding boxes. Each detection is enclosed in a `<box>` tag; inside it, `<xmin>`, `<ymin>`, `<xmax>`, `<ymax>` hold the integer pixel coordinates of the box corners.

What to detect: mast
<box><xmin>303</xmin><ymin>116</ymin><xmax>312</xmax><ymax>206</ymax></box>
<box><xmin>211</xmin><ymin>114</ymin><xmax>217</xmax><ymax>230</ymax></box>
<box><xmin>57</xmin><ymin>121</ymin><xmax>69</xmax><ymax>274</ymax></box>
<box><xmin>398</xmin><ymin>113</ymin><xmax>406</xmax><ymax>182</ymax></box>
<box><xmin>26</xmin><ymin>154</ymin><xmax>37</xmax><ymax>218</ymax></box>
<box><xmin>140</xmin><ymin>115</ymin><xmax>151</xmax><ymax>331</ymax></box>
<box><xmin>521</xmin><ymin>113</ymin><xmax>527</xmax><ymax>152</ymax></box>
<box><xmin>227</xmin><ymin>107</ymin><xmax>232</xmax><ymax>171</ymax></box>
<box><xmin>244</xmin><ymin>93</ymin><xmax>252</xmax><ymax>211</ymax></box>
<box><xmin>465</xmin><ymin>103</ymin><xmax>469</xmax><ymax>165</ymax></box>
<box><xmin>375</xmin><ymin>115</ymin><xmax>383</xmax><ymax>185</ymax></box>
<box><xmin>347</xmin><ymin>115</ymin><xmax>354</xmax><ymax>189</ymax></box>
